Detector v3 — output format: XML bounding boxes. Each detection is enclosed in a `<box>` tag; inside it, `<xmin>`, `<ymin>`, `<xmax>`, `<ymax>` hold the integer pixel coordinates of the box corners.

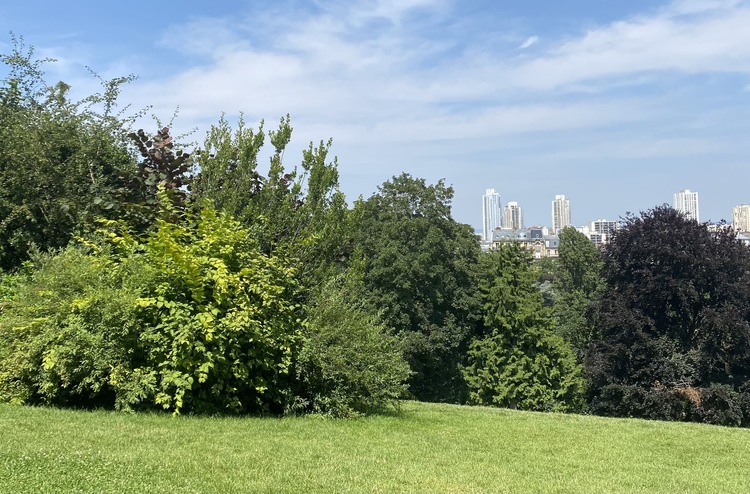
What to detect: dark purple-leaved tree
<box><xmin>586</xmin><ymin>205</ymin><xmax>750</xmax><ymax>426</ymax></box>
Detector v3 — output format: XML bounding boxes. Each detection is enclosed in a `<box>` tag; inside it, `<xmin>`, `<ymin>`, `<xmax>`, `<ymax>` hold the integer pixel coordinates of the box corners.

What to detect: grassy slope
<box><xmin>1</xmin><ymin>401</ymin><xmax>749</xmax><ymax>493</ymax></box>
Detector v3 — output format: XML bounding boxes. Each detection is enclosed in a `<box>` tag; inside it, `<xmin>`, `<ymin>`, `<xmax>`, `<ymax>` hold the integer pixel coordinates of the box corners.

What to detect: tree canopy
<box><xmin>0</xmin><ymin>39</ymin><xmax>136</xmax><ymax>270</ymax></box>
<box><xmin>586</xmin><ymin>206</ymin><xmax>750</xmax><ymax>425</ymax></box>
<box><xmin>553</xmin><ymin>227</ymin><xmax>604</xmax><ymax>360</ymax></box>
<box><xmin>355</xmin><ymin>173</ymin><xmax>482</xmax><ymax>402</ymax></box>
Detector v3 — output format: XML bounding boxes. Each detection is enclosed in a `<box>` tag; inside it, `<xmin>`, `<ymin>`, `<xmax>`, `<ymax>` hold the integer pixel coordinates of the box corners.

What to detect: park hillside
<box><xmin>1</xmin><ymin>37</ymin><xmax>750</xmax><ymax>426</ymax></box>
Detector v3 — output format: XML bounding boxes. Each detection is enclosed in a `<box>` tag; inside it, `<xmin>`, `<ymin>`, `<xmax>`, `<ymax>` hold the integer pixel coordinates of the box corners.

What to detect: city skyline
<box><xmin>479</xmin><ymin>187</ymin><xmax>747</xmax><ymax>232</ymax></box>
<box><xmin>2</xmin><ymin>1</ymin><xmax>749</xmax><ymax>229</ymax></box>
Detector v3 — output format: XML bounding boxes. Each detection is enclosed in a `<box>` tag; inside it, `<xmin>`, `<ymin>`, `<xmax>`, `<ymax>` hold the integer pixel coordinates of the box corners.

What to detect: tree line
<box><xmin>1</xmin><ymin>39</ymin><xmax>749</xmax><ymax>424</ymax></box>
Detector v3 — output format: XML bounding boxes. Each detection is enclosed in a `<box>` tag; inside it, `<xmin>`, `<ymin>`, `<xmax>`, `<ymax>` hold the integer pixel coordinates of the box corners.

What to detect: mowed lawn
<box><xmin>1</xmin><ymin>401</ymin><xmax>749</xmax><ymax>493</ymax></box>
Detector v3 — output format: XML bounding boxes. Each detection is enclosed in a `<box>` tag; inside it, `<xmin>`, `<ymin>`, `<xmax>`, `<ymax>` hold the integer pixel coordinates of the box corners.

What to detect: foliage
<box><xmin>101</xmin><ymin>126</ymin><xmax>195</xmax><ymax>230</ymax></box>
<box><xmin>294</xmin><ymin>274</ymin><xmax>411</xmax><ymax>417</ymax></box>
<box><xmin>0</xmin><ymin>247</ymin><xmax>148</xmax><ymax>407</ymax></box>
<box><xmin>193</xmin><ymin>115</ymin><xmax>351</xmax><ymax>287</ymax></box>
<box><xmin>553</xmin><ymin>227</ymin><xmax>604</xmax><ymax>360</ymax></box>
<box><xmin>586</xmin><ymin>206</ymin><xmax>750</xmax><ymax>426</ymax></box>
<box><xmin>0</xmin><ymin>196</ymin><xmax>303</xmax><ymax>414</ymax></box>
<box><xmin>464</xmin><ymin>244</ymin><xmax>585</xmax><ymax>411</ymax></box>
<box><xmin>355</xmin><ymin>173</ymin><xmax>482</xmax><ymax>403</ymax></box>
<box><xmin>0</xmin><ymin>35</ymin><xmax>136</xmax><ymax>271</ymax></box>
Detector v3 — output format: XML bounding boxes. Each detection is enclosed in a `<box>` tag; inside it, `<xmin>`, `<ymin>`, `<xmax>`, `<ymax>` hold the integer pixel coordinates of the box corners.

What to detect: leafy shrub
<box><xmin>692</xmin><ymin>385</ymin><xmax>744</xmax><ymax>427</ymax></box>
<box><xmin>0</xmin><ymin>248</ymin><xmax>148</xmax><ymax>407</ymax></box>
<box><xmin>0</xmin><ymin>200</ymin><xmax>303</xmax><ymax>414</ymax></box>
<box><xmin>294</xmin><ymin>277</ymin><xmax>411</xmax><ymax>417</ymax></box>
<box><xmin>589</xmin><ymin>384</ymin><xmax>692</xmax><ymax>421</ymax></box>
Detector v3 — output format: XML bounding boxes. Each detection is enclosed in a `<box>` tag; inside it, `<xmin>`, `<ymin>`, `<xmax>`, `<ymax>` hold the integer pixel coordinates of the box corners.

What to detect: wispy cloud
<box><xmin>102</xmin><ymin>0</ymin><xmax>750</xmax><ymax>224</ymax></box>
<box><xmin>519</xmin><ymin>36</ymin><xmax>539</xmax><ymax>49</ymax></box>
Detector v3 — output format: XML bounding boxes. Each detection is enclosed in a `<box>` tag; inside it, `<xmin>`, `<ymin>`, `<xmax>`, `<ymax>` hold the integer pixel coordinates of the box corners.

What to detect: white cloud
<box><xmin>118</xmin><ymin>0</ymin><xmax>750</xmax><ymax>134</ymax></box>
<box><xmin>105</xmin><ymin>0</ymin><xmax>750</xmax><ymax>225</ymax></box>
<box><xmin>518</xmin><ymin>36</ymin><xmax>539</xmax><ymax>49</ymax></box>
<box><xmin>505</xmin><ymin>1</ymin><xmax>750</xmax><ymax>91</ymax></box>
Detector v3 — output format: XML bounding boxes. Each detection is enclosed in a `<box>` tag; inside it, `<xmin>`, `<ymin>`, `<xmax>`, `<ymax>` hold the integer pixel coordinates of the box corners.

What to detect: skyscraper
<box><xmin>551</xmin><ymin>195</ymin><xmax>571</xmax><ymax>233</ymax></box>
<box><xmin>733</xmin><ymin>204</ymin><xmax>750</xmax><ymax>232</ymax></box>
<box><xmin>673</xmin><ymin>189</ymin><xmax>700</xmax><ymax>222</ymax></box>
<box><xmin>503</xmin><ymin>201</ymin><xmax>523</xmax><ymax>230</ymax></box>
<box><xmin>482</xmin><ymin>188</ymin><xmax>502</xmax><ymax>242</ymax></box>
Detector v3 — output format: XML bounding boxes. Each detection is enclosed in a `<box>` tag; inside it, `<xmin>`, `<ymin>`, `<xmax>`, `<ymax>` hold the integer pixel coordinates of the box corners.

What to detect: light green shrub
<box><xmin>295</xmin><ymin>277</ymin><xmax>411</xmax><ymax>417</ymax></box>
<box><xmin>0</xmin><ymin>201</ymin><xmax>303</xmax><ymax>414</ymax></box>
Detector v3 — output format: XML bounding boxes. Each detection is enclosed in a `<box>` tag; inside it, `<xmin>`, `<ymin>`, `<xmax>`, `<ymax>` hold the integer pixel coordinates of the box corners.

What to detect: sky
<box><xmin>2</xmin><ymin>0</ymin><xmax>749</xmax><ymax>229</ymax></box>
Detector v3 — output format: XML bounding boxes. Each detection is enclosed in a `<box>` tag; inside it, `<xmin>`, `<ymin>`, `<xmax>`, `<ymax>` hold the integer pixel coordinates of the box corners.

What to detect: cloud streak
<box><xmin>97</xmin><ymin>0</ymin><xmax>750</xmax><ymax>225</ymax></box>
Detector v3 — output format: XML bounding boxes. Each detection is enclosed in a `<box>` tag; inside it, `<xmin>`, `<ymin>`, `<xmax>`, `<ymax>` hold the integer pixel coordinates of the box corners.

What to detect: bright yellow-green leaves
<box><xmin>0</xmin><ymin>198</ymin><xmax>303</xmax><ymax>415</ymax></box>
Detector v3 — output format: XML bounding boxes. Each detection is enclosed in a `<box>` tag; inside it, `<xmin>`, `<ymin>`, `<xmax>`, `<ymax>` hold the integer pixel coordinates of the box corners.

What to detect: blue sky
<box><xmin>2</xmin><ymin>0</ymin><xmax>749</xmax><ymax>229</ymax></box>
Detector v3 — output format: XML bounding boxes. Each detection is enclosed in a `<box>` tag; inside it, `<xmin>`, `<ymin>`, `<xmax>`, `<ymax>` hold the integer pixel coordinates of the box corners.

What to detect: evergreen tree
<box><xmin>464</xmin><ymin>243</ymin><xmax>584</xmax><ymax>411</ymax></box>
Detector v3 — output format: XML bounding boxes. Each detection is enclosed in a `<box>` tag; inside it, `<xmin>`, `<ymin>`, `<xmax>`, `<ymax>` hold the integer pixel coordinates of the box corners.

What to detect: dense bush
<box><xmin>293</xmin><ymin>277</ymin><xmax>412</xmax><ymax>417</ymax></box>
<box><xmin>0</xmin><ymin>39</ymin><xmax>136</xmax><ymax>271</ymax></box>
<box><xmin>0</xmin><ymin>199</ymin><xmax>303</xmax><ymax>414</ymax></box>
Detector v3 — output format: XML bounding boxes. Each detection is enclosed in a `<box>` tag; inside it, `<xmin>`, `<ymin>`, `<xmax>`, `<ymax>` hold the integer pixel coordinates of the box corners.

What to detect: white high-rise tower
<box><xmin>551</xmin><ymin>195</ymin><xmax>571</xmax><ymax>234</ymax></box>
<box><xmin>482</xmin><ymin>189</ymin><xmax>502</xmax><ymax>242</ymax></box>
<box><xmin>733</xmin><ymin>204</ymin><xmax>750</xmax><ymax>232</ymax></box>
<box><xmin>673</xmin><ymin>189</ymin><xmax>700</xmax><ymax>222</ymax></box>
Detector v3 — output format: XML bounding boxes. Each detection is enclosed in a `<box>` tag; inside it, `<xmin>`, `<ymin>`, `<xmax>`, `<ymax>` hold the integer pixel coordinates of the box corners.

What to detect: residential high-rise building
<box><xmin>591</xmin><ymin>219</ymin><xmax>620</xmax><ymax>236</ymax></box>
<box><xmin>503</xmin><ymin>201</ymin><xmax>523</xmax><ymax>230</ymax></box>
<box><xmin>579</xmin><ymin>219</ymin><xmax>620</xmax><ymax>245</ymax></box>
<box><xmin>673</xmin><ymin>189</ymin><xmax>700</xmax><ymax>222</ymax></box>
<box><xmin>733</xmin><ymin>204</ymin><xmax>750</xmax><ymax>232</ymax></box>
<box><xmin>551</xmin><ymin>195</ymin><xmax>571</xmax><ymax>233</ymax></box>
<box><xmin>482</xmin><ymin>188</ymin><xmax>502</xmax><ymax>242</ymax></box>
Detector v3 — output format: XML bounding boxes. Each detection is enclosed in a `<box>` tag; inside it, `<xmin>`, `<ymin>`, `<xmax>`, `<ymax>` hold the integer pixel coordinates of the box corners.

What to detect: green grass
<box><xmin>1</xmin><ymin>401</ymin><xmax>749</xmax><ymax>493</ymax></box>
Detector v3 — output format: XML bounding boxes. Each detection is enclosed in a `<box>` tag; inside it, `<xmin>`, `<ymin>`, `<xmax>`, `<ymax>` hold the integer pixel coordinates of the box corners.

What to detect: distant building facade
<box><xmin>551</xmin><ymin>195</ymin><xmax>571</xmax><ymax>234</ymax></box>
<box><xmin>733</xmin><ymin>204</ymin><xmax>750</xmax><ymax>233</ymax></box>
<box><xmin>482</xmin><ymin>188</ymin><xmax>502</xmax><ymax>242</ymax></box>
<box><xmin>579</xmin><ymin>219</ymin><xmax>621</xmax><ymax>245</ymax></box>
<box><xmin>491</xmin><ymin>227</ymin><xmax>560</xmax><ymax>259</ymax></box>
<box><xmin>503</xmin><ymin>201</ymin><xmax>523</xmax><ymax>230</ymax></box>
<box><xmin>673</xmin><ymin>189</ymin><xmax>700</xmax><ymax>222</ymax></box>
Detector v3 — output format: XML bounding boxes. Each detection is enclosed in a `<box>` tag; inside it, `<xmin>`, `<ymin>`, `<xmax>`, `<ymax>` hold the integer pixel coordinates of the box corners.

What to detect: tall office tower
<box><xmin>503</xmin><ymin>201</ymin><xmax>523</xmax><ymax>230</ymax></box>
<box><xmin>551</xmin><ymin>194</ymin><xmax>571</xmax><ymax>233</ymax></box>
<box><xmin>733</xmin><ymin>204</ymin><xmax>750</xmax><ymax>232</ymax></box>
<box><xmin>482</xmin><ymin>188</ymin><xmax>502</xmax><ymax>242</ymax></box>
<box><xmin>673</xmin><ymin>189</ymin><xmax>700</xmax><ymax>222</ymax></box>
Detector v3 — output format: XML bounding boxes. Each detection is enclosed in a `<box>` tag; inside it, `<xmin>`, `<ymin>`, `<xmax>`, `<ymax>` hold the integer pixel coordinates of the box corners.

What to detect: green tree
<box><xmin>553</xmin><ymin>227</ymin><xmax>604</xmax><ymax>360</ymax></box>
<box><xmin>193</xmin><ymin>115</ymin><xmax>351</xmax><ymax>288</ymax></box>
<box><xmin>464</xmin><ymin>243</ymin><xmax>584</xmax><ymax>411</ymax></box>
<box><xmin>586</xmin><ymin>206</ymin><xmax>750</xmax><ymax>426</ymax></box>
<box><xmin>0</xmin><ymin>36</ymin><xmax>136</xmax><ymax>270</ymax></box>
<box><xmin>355</xmin><ymin>173</ymin><xmax>481</xmax><ymax>403</ymax></box>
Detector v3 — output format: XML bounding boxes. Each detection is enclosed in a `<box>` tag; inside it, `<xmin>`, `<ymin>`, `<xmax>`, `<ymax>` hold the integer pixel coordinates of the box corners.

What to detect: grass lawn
<box><xmin>1</xmin><ymin>401</ymin><xmax>749</xmax><ymax>493</ymax></box>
